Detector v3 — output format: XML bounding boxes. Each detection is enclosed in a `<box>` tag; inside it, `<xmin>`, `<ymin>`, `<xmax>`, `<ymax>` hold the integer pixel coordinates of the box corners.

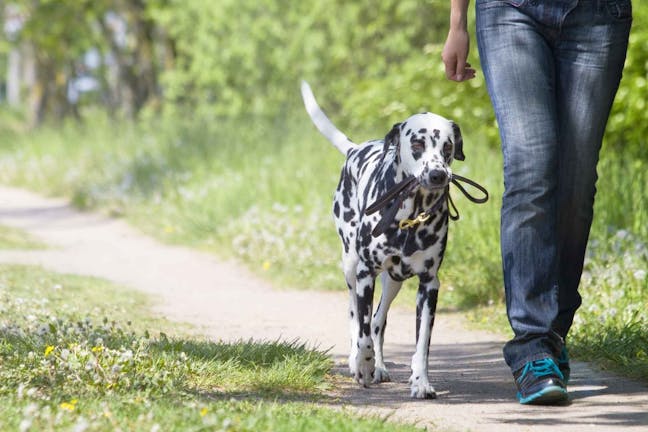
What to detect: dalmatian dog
<box><xmin>301</xmin><ymin>81</ymin><xmax>467</xmax><ymax>399</ymax></box>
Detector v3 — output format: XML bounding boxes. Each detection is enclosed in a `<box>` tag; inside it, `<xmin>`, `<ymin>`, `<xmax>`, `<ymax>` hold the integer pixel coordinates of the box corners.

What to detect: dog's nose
<box><xmin>427</xmin><ymin>169</ymin><xmax>447</xmax><ymax>186</ymax></box>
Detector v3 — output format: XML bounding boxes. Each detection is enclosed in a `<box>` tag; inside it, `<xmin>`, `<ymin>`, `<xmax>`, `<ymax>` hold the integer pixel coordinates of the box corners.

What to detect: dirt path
<box><xmin>1</xmin><ymin>185</ymin><xmax>647</xmax><ymax>432</ymax></box>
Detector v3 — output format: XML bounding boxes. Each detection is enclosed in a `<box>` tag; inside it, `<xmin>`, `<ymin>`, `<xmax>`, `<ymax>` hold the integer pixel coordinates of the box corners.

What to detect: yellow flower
<box><xmin>200</xmin><ymin>407</ymin><xmax>209</xmax><ymax>417</ymax></box>
<box><xmin>60</xmin><ymin>399</ymin><xmax>78</xmax><ymax>412</ymax></box>
<box><xmin>44</xmin><ymin>345</ymin><xmax>55</xmax><ymax>357</ymax></box>
<box><xmin>262</xmin><ymin>261</ymin><xmax>271</xmax><ymax>271</ymax></box>
<box><xmin>92</xmin><ymin>346</ymin><xmax>103</xmax><ymax>353</ymax></box>
<box><xmin>164</xmin><ymin>226</ymin><xmax>175</xmax><ymax>233</ymax></box>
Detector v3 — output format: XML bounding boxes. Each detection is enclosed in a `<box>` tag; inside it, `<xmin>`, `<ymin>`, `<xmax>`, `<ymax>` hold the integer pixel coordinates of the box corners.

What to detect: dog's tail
<box><xmin>300</xmin><ymin>80</ymin><xmax>354</xmax><ymax>155</ymax></box>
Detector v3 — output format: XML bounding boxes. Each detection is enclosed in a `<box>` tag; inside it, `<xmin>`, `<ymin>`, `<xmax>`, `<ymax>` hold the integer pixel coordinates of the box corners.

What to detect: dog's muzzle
<box><xmin>420</xmin><ymin>168</ymin><xmax>450</xmax><ymax>191</ymax></box>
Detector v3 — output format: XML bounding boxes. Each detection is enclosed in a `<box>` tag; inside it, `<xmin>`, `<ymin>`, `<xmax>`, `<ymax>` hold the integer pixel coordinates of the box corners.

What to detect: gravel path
<box><xmin>1</xmin><ymin>185</ymin><xmax>647</xmax><ymax>432</ymax></box>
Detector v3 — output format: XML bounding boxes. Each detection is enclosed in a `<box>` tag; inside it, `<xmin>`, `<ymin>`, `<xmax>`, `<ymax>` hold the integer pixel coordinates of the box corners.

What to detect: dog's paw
<box><xmin>353</xmin><ymin>350</ymin><xmax>375</xmax><ymax>388</ymax></box>
<box><xmin>354</xmin><ymin>365</ymin><xmax>375</xmax><ymax>388</ymax></box>
<box><xmin>372</xmin><ymin>365</ymin><xmax>391</xmax><ymax>383</ymax></box>
<box><xmin>409</xmin><ymin>374</ymin><xmax>436</xmax><ymax>399</ymax></box>
<box><xmin>410</xmin><ymin>381</ymin><xmax>437</xmax><ymax>399</ymax></box>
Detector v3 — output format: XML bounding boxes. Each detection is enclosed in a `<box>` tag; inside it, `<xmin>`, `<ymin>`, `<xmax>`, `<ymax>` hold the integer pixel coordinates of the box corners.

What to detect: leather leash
<box><xmin>364</xmin><ymin>173</ymin><xmax>489</xmax><ymax>237</ymax></box>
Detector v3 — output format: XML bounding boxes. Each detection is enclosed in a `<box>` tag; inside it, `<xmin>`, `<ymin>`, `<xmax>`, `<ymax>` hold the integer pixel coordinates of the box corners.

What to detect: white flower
<box><xmin>19</xmin><ymin>419</ymin><xmax>32</xmax><ymax>432</ymax></box>
<box><xmin>73</xmin><ymin>417</ymin><xmax>89</xmax><ymax>432</ymax></box>
<box><xmin>119</xmin><ymin>350</ymin><xmax>134</xmax><ymax>362</ymax></box>
<box><xmin>633</xmin><ymin>269</ymin><xmax>646</xmax><ymax>281</ymax></box>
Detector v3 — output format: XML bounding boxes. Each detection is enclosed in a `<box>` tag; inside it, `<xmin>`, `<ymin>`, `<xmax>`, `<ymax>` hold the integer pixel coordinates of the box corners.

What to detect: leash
<box><xmin>364</xmin><ymin>173</ymin><xmax>489</xmax><ymax>237</ymax></box>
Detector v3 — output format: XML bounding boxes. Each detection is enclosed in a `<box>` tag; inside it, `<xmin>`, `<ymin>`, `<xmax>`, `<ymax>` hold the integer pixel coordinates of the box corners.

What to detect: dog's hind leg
<box><xmin>344</xmin><ymin>263</ymin><xmax>360</xmax><ymax>377</ymax></box>
<box><xmin>371</xmin><ymin>272</ymin><xmax>402</xmax><ymax>383</ymax></box>
<box><xmin>409</xmin><ymin>275</ymin><xmax>440</xmax><ymax>399</ymax></box>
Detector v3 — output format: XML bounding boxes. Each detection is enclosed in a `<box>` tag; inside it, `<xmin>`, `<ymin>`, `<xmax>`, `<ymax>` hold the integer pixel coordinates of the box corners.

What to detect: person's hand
<box><xmin>442</xmin><ymin>28</ymin><xmax>476</xmax><ymax>82</ymax></box>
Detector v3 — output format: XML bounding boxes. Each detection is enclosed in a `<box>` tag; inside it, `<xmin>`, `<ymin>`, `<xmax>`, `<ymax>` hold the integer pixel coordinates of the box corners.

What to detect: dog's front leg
<box><xmin>371</xmin><ymin>271</ymin><xmax>402</xmax><ymax>383</ymax></box>
<box><xmin>410</xmin><ymin>275</ymin><xmax>440</xmax><ymax>399</ymax></box>
<box><xmin>353</xmin><ymin>262</ymin><xmax>376</xmax><ymax>387</ymax></box>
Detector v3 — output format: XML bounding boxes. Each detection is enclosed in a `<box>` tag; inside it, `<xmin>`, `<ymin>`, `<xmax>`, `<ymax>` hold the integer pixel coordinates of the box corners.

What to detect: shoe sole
<box><xmin>517</xmin><ymin>385</ymin><xmax>569</xmax><ymax>405</ymax></box>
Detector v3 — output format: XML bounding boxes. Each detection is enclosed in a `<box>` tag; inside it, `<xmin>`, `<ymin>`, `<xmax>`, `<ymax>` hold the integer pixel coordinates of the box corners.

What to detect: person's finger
<box><xmin>443</xmin><ymin>54</ymin><xmax>458</xmax><ymax>81</ymax></box>
<box><xmin>455</xmin><ymin>57</ymin><xmax>467</xmax><ymax>81</ymax></box>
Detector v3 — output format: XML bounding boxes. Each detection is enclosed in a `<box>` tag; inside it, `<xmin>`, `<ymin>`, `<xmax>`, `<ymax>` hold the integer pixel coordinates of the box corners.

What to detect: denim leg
<box><xmin>477</xmin><ymin>2</ymin><xmax>563</xmax><ymax>371</ymax></box>
<box><xmin>552</xmin><ymin>0</ymin><xmax>631</xmax><ymax>338</ymax></box>
<box><xmin>475</xmin><ymin>0</ymin><xmax>631</xmax><ymax>372</ymax></box>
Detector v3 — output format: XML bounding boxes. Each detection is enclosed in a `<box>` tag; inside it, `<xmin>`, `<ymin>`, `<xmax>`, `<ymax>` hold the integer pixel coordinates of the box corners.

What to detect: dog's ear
<box><xmin>451</xmin><ymin>122</ymin><xmax>465</xmax><ymax>161</ymax></box>
<box><xmin>383</xmin><ymin>122</ymin><xmax>402</xmax><ymax>155</ymax></box>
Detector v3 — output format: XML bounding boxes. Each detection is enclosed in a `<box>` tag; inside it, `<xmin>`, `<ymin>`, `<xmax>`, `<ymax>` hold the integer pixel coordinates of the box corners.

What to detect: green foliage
<box><xmin>154</xmin><ymin>1</ymin><xmax>465</xmax><ymax>126</ymax></box>
<box><xmin>606</xmin><ymin>8</ymin><xmax>648</xmax><ymax>159</ymax></box>
<box><xmin>563</xmin><ymin>230</ymin><xmax>648</xmax><ymax>380</ymax></box>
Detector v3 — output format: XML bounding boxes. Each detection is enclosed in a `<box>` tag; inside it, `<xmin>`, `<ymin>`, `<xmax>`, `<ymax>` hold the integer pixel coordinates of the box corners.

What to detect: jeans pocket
<box><xmin>477</xmin><ymin>0</ymin><xmax>527</xmax><ymax>10</ymax></box>
<box><xmin>606</xmin><ymin>0</ymin><xmax>632</xmax><ymax>21</ymax></box>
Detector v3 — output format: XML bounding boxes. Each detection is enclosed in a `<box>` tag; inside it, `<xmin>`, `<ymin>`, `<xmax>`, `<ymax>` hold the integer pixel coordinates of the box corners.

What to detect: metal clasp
<box><xmin>398</xmin><ymin>212</ymin><xmax>430</xmax><ymax>230</ymax></box>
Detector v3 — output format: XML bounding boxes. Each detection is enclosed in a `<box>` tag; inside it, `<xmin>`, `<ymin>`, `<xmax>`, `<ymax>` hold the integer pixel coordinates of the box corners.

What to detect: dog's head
<box><xmin>383</xmin><ymin>113</ymin><xmax>464</xmax><ymax>190</ymax></box>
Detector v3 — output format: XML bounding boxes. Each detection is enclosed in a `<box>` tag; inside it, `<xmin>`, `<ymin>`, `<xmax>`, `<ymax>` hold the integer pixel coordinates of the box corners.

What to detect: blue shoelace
<box><xmin>518</xmin><ymin>358</ymin><xmax>564</xmax><ymax>382</ymax></box>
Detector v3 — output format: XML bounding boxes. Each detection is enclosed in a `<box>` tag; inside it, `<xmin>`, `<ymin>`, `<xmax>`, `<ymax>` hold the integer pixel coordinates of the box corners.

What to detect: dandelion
<box><xmin>60</xmin><ymin>399</ymin><xmax>78</xmax><ymax>412</ymax></box>
<box><xmin>44</xmin><ymin>345</ymin><xmax>55</xmax><ymax>357</ymax></box>
<box><xmin>262</xmin><ymin>261</ymin><xmax>271</xmax><ymax>271</ymax></box>
<box><xmin>200</xmin><ymin>407</ymin><xmax>209</xmax><ymax>417</ymax></box>
<box><xmin>633</xmin><ymin>269</ymin><xmax>646</xmax><ymax>281</ymax></box>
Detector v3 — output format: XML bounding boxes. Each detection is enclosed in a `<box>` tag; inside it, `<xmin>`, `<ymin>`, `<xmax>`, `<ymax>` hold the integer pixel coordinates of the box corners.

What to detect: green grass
<box><xmin>0</xmin><ymin>112</ymin><xmax>646</xmax><ymax>381</ymax></box>
<box><xmin>0</xmin><ymin>225</ymin><xmax>46</xmax><ymax>249</ymax></box>
<box><xmin>0</xmin><ymin>264</ymin><xmax>422</xmax><ymax>431</ymax></box>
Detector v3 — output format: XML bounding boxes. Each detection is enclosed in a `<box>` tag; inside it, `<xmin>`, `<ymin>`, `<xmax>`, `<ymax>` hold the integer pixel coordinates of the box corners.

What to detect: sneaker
<box><xmin>557</xmin><ymin>346</ymin><xmax>570</xmax><ymax>385</ymax></box>
<box><xmin>513</xmin><ymin>358</ymin><xmax>568</xmax><ymax>405</ymax></box>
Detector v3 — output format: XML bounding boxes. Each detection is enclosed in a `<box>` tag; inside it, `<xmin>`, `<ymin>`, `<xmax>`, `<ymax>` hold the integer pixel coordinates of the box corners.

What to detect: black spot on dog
<box><xmin>418</xmin><ymin>229</ymin><xmax>439</xmax><ymax>246</ymax></box>
<box><xmin>425</xmin><ymin>193</ymin><xmax>439</xmax><ymax>208</ymax></box>
<box><xmin>418</xmin><ymin>128</ymin><xmax>427</xmax><ymax>134</ymax></box>
<box><xmin>344</xmin><ymin>209</ymin><xmax>355</xmax><ymax>222</ymax></box>
<box><xmin>433</xmin><ymin>216</ymin><xmax>446</xmax><ymax>232</ymax></box>
<box><xmin>333</xmin><ymin>201</ymin><xmax>340</xmax><ymax>217</ymax></box>
<box><xmin>392</xmin><ymin>255</ymin><xmax>401</xmax><ymax>264</ymax></box>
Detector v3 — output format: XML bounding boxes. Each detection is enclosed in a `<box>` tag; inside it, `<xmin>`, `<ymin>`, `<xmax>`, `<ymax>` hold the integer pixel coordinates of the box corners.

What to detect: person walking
<box><xmin>442</xmin><ymin>0</ymin><xmax>632</xmax><ymax>404</ymax></box>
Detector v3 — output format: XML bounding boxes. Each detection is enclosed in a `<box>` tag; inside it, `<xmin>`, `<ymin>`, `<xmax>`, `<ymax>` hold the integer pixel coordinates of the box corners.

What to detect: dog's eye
<box><xmin>443</xmin><ymin>141</ymin><xmax>453</xmax><ymax>159</ymax></box>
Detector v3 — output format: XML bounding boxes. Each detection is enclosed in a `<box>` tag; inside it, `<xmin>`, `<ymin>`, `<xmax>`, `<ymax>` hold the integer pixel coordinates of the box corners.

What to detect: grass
<box><xmin>0</xmin><ymin>111</ymin><xmax>645</xmax><ymax>381</ymax></box>
<box><xmin>0</xmin><ymin>264</ymin><xmax>422</xmax><ymax>431</ymax></box>
<box><xmin>0</xmin><ymin>225</ymin><xmax>46</xmax><ymax>250</ymax></box>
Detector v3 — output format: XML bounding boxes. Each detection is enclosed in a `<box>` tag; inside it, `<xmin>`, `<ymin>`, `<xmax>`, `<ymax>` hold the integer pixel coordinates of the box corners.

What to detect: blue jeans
<box><xmin>475</xmin><ymin>0</ymin><xmax>632</xmax><ymax>372</ymax></box>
